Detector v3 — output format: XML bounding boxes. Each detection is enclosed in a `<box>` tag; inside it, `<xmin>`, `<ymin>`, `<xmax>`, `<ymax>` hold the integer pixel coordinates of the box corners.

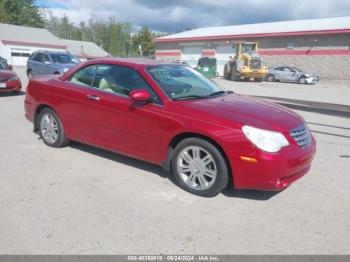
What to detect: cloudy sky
<box><xmin>36</xmin><ymin>0</ymin><xmax>350</xmax><ymax>32</ymax></box>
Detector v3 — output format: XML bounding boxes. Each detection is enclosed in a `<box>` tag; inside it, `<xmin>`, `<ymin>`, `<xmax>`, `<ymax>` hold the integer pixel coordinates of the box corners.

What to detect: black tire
<box><xmin>223</xmin><ymin>63</ymin><xmax>231</xmax><ymax>80</ymax></box>
<box><xmin>12</xmin><ymin>91</ymin><xmax>21</xmax><ymax>96</ymax></box>
<box><xmin>266</xmin><ymin>74</ymin><xmax>275</xmax><ymax>82</ymax></box>
<box><xmin>38</xmin><ymin>108</ymin><xmax>69</xmax><ymax>148</ymax></box>
<box><xmin>299</xmin><ymin>76</ymin><xmax>307</xmax><ymax>84</ymax></box>
<box><xmin>230</xmin><ymin>61</ymin><xmax>240</xmax><ymax>81</ymax></box>
<box><xmin>171</xmin><ymin>137</ymin><xmax>229</xmax><ymax>197</ymax></box>
<box><xmin>27</xmin><ymin>71</ymin><xmax>34</xmax><ymax>79</ymax></box>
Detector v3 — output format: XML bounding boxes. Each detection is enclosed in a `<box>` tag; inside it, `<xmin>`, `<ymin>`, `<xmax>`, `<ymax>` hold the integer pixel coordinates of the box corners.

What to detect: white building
<box><xmin>61</xmin><ymin>39</ymin><xmax>110</xmax><ymax>61</ymax></box>
<box><xmin>0</xmin><ymin>23</ymin><xmax>109</xmax><ymax>66</ymax></box>
<box><xmin>0</xmin><ymin>23</ymin><xmax>66</xmax><ymax>65</ymax></box>
<box><xmin>155</xmin><ymin>16</ymin><xmax>350</xmax><ymax>79</ymax></box>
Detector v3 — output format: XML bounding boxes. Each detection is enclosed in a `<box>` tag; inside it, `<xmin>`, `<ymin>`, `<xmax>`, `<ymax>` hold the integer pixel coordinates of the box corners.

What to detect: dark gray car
<box><xmin>27</xmin><ymin>51</ymin><xmax>80</xmax><ymax>78</ymax></box>
<box><xmin>267</xmin><ymin>66</ymin><xmax>319</xmax><ymax>84</ymax></box>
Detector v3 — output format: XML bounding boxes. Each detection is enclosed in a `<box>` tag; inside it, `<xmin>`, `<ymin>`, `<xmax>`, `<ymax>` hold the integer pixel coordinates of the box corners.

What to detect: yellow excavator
<box><xmin>223</xmin><ymin>42</ymin><xmax>268</xmax><ymax>82</ymax></box>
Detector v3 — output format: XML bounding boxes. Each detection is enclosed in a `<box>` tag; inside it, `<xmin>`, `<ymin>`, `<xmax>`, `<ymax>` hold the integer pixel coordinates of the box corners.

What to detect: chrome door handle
<box><xmin>86</xmin><ymin>95</ymin><xmax>100</xmax><ymax>101</ymax></box>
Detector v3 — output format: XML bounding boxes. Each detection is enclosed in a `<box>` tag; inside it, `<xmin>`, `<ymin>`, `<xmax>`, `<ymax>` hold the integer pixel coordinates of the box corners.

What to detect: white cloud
<box><xmin>42</xmin><ymin>0</ymin><xmax>350</xmax><ymax>32</ymax></box>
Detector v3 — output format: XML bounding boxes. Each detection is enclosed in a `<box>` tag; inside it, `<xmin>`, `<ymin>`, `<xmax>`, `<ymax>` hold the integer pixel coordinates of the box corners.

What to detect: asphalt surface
<box><xmin>0</xmin><ymin>68</ymin><xmax>349</xmax><ymax>254</ymax></box>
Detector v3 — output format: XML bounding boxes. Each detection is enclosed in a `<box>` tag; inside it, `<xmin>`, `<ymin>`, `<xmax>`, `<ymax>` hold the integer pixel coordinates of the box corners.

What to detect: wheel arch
<box><xmin>162</xmin><ymin>132</ymin><xmax>232</xmax><ymax>181</ymax></box>
<box><xmin>33</xmin><ymin>104</ymin><xmax>56</xmax><ymax>131</ymax></box>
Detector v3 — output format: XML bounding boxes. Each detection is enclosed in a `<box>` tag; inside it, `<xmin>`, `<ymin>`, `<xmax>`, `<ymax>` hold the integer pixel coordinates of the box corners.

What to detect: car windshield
<box><xmin>290</xmin><ymin>66</ymin><xmax>303</xmax><ymax>72</ymax></box>
<box><xmin>146</xmin><ymin>65</ymin><xmax>224</xmax><ymax>100</ymax></box>
<box><xmin>50</xmin><ymin>53</ymin><xmax>79</xmax><ymax>64</ymax></box>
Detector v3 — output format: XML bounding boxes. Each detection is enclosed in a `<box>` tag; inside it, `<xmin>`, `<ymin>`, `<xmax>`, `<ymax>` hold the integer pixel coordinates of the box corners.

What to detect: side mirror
<box><xmin>129</xmin><ymin>89</ymin><xmax>150</xmax><ymax>102</ymax></box>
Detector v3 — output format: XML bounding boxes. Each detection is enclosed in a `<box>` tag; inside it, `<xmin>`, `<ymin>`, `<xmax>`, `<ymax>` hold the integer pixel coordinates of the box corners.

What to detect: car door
<box><xmin>63</xmin><ymin>63</ymin><xmax>164</xmax><ymax>163</ymax></box>
<box><xmin>272</xmin><ymin>67</ymin><xmax>283</xmax><ymax>80</ymax></box>
<box><xmin>41</xmin><ymin>53</ymin><xmax>52</xmax><ymax>75</ymax></box>
<box><xmin>283</xmin><ymin>67</ymin><xmax>297</xmax><ymax>82</ymax></box>
<box><xmin>30</xmin><ymin>53</ymin><xmax>44</xmax><ymax>75</ymax></box>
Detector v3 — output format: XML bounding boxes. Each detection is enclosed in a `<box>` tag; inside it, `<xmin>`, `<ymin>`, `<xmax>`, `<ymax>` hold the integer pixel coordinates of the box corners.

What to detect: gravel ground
<box><xmin>0</xmin><ymin>68</ymin><xmax>349</xmax><ymax>254</ymax></box>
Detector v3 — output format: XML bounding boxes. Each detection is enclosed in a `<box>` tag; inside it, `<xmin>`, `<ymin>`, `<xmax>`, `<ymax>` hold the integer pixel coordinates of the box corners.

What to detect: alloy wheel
<box><xmin>176</xmin><ymin>146</ymin><xmax>217</xmax><ymax>190</ymax></box>
<box><xmin>40</xmin><ymin>113</ymin><xmax>59</xmax><ymax>144</ymax></box>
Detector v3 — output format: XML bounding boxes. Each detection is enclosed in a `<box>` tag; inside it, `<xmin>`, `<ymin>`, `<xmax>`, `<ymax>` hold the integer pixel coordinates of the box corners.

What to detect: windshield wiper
<box><xmin>208</xmin><ymin>90</ymin><xmax>233</xmax><ymax>96</ymax></box>
<box><xmin>173</xmin><ymin>95</ymin><xmax>206</xmax><ymax>100</ymax></box>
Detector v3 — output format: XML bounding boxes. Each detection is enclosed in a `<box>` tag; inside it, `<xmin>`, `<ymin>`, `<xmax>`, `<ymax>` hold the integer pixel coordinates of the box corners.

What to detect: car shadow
<box><xmin>221</xmin><ymin>184</ymin><xmax>282</xmax><ymax>200</ymax></box>
<box><xmin>69</xmin><ymin>141</ymin><xmax>281</xmax><ymax>200</ymax></box>
<box><xmin>69</xmin><ymin>141</ymin><xmax>170</xmax><ymax>180</ymax></box>
<box><xmin>0</xmin><ymin>91</ymin><xmax>25</xmax><ymax>97</ymax></box>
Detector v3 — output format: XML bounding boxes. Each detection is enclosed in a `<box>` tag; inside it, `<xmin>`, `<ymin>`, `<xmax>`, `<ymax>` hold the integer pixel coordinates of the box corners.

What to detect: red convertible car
<box><xmin>0</xmin><ymin>63</ymin><xmax>21</xmax><ymax>94</ymax></box>
<box><xmin>24</xmin><ymin>58</ymin><xmax>316</xmax><ymax>197</ymax></box>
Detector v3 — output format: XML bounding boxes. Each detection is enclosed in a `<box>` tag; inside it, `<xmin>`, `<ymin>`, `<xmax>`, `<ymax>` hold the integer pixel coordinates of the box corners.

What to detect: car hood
<box><xmin>177</xmin><ymin>93</ymin><xmax>304</xmax><ymax>132</ymax></box>
<box><xmin>0</xmin><ymin>69</ymin><xmax>16</xmax><ymax>78</ymax></box>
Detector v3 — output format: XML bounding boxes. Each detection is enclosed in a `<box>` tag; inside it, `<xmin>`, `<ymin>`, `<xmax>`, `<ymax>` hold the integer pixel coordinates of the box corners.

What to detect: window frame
<box><xmin>32</xmin><ymin>53</ymin><xmax>43</xmax><ymax>62</ymax></box>
<box><xmin>67</xmin><ymin>63</ymin><xmax>163</xmax><ymax>105</ymax></box>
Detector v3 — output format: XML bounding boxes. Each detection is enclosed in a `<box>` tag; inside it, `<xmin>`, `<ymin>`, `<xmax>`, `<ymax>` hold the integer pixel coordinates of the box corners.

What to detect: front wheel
<box><xmin>39</xmin><ymin>108</ymin><xmax>69</xmax><ymax>148</ymax></box>
<box><xmin>171</xmin><ymin>137</ymin><xmax>229</xmax><ymax>197</ymax></box>
<box><xmin>299</xmin><ymin>76</ymin><xmax>307</xmax><ymax>84</ymax></box>
<box><xmin>27</xmin><ymin>71</ymin><xmax>34</xmax><ymax>79</ymax></box>
<box><xmin>223</xmin><ymin>63</ymin><xmax>231</xmax><ymax>80</ymax></box>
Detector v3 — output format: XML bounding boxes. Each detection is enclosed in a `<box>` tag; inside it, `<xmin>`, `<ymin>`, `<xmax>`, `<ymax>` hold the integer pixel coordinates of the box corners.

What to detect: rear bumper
<box><xmin>0</xmin><ymin>80</ymin><xmax>21</xmax><ymax>92</ymax></box>
<box><xmin>228</xmin><ymin>137</ymin><xmax>316</xmax><ymax>191</ymax></box>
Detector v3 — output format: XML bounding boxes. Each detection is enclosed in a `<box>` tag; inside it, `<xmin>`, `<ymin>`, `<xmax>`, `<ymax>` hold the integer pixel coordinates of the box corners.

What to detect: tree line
<box><xmin>0</xmin><ymin>0</ymin><xmax>165</xmax><ymax>57</ymax></box>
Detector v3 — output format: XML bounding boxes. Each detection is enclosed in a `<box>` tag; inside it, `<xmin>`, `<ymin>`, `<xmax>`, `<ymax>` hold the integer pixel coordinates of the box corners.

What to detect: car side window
<box><xmin>43</xmin><ymin>54</ymin><xmax>50</xmax><ymax>63</ymax></box>
<box><xmin>91</xmin><ymin>64</ymin><xmax>162</xmax><ymax>104</ymax></box>
<box><xmin>68</xmin><ymin>65</ymin><xmax>97</xmax><ymax>87</ymax></box>
<box><xmin>33</xmin><ymin>53</ymin><xmax>43</xmax><ymax>62</ymax></box>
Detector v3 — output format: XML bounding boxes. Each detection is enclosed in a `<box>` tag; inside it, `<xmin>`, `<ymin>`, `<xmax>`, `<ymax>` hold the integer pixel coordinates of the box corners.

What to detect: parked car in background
<box><xmin>0</xmin><ymin>56</ymin><xmax>13</xmax><ymax>70</ymax></box>
<box><xmin>24</xmin><ymin>58</ymin><xmax>316</xmax><ymax>197</ymax></box>
<box><xmin>267</xmin><ymin>66</ymin><xmax>319</xmax><ymax>84</ymax></box>
<box><xmin>0</xmin><ymin>62</ymin><xmax>22</xmax><ymax>94</ymax></box>
<box><xmin>27</xmin><ymin>51</ymin><xmax>80</xmax><ymax>78</ymax></box>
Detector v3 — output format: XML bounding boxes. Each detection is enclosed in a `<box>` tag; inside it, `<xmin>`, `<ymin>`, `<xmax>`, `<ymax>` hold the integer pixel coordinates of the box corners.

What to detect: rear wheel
<box><xmin>171</xmin><ymin>137</ymin><xmax>229</xmax><ymax>197</ymax></box>
<box><xmin>267</xmin><ymin>74</ymin><xmax>275</xmax><ymax>82</ymax></box>
<box><xmin>38</xmin><ymin>108</ymin><xmax>69</xmax><ymax>148</ymax></box>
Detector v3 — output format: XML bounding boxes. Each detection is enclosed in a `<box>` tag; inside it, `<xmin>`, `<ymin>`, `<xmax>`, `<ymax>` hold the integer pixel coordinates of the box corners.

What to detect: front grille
<box><xmin>250</xmin><ymin>59</ymin><xmax>261</xmax><ymax>69</ymax></box>
<box><xmin>0</xmin><ymin>78</ymin><xmax>10</xmax><ymax>83</ymax></box>
<box><xmin>290</xmin><ymin>124</ymin><xmax>311</xmax><ymax>148</ymax></box>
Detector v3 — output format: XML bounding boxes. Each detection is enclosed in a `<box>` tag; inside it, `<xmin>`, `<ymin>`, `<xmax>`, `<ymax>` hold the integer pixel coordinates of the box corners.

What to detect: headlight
<box><xmin>242</xmin><ymin>125</ymin><xmax>289</xmax><ymax>153</ymax></box>
<box><xmin>8</xmin><ymin>76</ymin><xmax>19</xmax><ymax>81</ymax></box>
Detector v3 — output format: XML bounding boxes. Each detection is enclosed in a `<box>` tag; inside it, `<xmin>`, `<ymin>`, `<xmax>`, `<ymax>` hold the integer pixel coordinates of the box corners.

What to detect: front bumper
<box><xmin>228</xmin><ymin>136</ymin><xmax>316</xmax><ymax>191</ymax></box>
<box><xmin>305</xmin><ymin>76</ymin><xmax>319</xmax><ymax>84</ymax></box>
<box><xmin>0</xmin><ymin>80</ymin><xmax>22</xmax><ymax>93</ymax></box>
